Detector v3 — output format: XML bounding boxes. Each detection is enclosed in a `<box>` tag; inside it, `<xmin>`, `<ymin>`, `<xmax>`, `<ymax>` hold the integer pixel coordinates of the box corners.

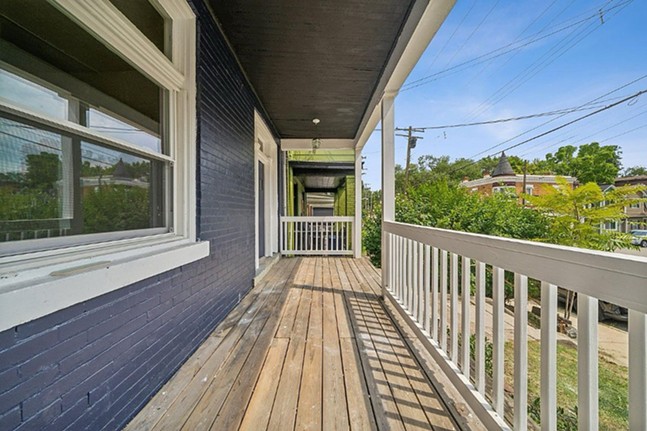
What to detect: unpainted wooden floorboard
<box><xmin>337</xmin><ymin>258</ymin><xmax>401</xmax><ymax>431</ymax></box>
<box><xmin>128</xmin><ymin>257</ymin><xmax>465</xmax><ymax>431</ymax></box>
<box><xmin>208</xmin><ymin>259</ymin><xmax>301</xmax><ymax>431</ymax></box>
<box><xmin>321</xmin><ymin>258</ymin><xmax>350</xmax><ymax>431</ymax></box>
<box><xmin>179</xmin><ymin>258</ymin><xmax>298</xmax><ymax>431</ymax></box>
<box><xmin>147</xmin><ymin>259</ymin><xmax>294</xmax><ymax>431</ymax></box>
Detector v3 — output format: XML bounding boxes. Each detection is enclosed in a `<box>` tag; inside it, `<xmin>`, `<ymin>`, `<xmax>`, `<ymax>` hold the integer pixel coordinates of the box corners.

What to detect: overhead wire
<box><xmin>462</xmin><ymin>0</ymin><xmax>562</xmax><ymax>89</ymax></box>
<box><xmin>467</xmin><ymin>0</ymin><xmax>629</xmax><ymax>120</ymax></box>
<box><xmin>440</xmin><ymin>0</ymin><xmax>500</xmax><ymax>70</ymax></box>
<box><xmin>401</xmin><ymin>0</ymin><xmax>631</xmax><ymax>92</ymax></box>
<box><xmin>444</xmin><ymin>88</ymin><xmax>647</xmax><ymax>175</ymax></box>
<box><xmin>463</xmin><ymin>73</ymin><xmax>647</xmax><ymax>159</ymax></box>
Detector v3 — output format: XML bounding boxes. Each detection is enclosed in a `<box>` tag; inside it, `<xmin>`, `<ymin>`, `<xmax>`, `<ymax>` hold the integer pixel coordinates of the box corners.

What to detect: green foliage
<box><xmin>545</xmin><ymin>142</ymin><xmax>622</xmax><ymax>184</ymax></box>
<box><xmin>469</xmin><ymin>335</ymin><xmax>493</xmax><ymax>377</ymax></box>
<box><xmin>623</xmin><ymin>166</ymin><xmax>647</xmax><ymax>176</ymax></box>
<box><xmin>25</xmin><ymin>152</ymin><xmax>60</xmax><ymax>191</ymax></box>
<box><xmin>0</xmin><ymin>188</ymin><xmax>59</xmax><ymax>220</ymax></box>
<box><xmin>362</xmin><ymin>201</ymin><xmax>382</xmax><ymax>267</ymax></box>
<box><xmin>82</xmin><ymin>185</ymin><xmax>150</xmax><ymax>233</ymax></box>
<box><xmin>395</xmin><ymin>179</ymin><xmax>547</xmax><ymax>241</ymax></box>
<box><xmin>525</xmin><ymin>177</ymin><xmax>646</xmax><ymax>251</ymax></box>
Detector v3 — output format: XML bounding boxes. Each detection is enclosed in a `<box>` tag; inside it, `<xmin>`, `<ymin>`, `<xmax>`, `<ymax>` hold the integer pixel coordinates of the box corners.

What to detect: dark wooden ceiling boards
<box><xmin>210</xmin><ymin>0</ymin><xmax>414</xmax><ymax>139</ymax></box>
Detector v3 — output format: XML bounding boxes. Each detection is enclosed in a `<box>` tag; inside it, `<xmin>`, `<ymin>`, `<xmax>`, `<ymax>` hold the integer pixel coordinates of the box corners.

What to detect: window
<box><xmin>1</xmin><ymin>68</ymin><xmax>166</xmax><ymax>249</ymax></box>
<box><xmin>492</xmin><ymin>186</ymin><xmax>517</xmax><ymax>197</ymax></box>
<box><xmin>525</xmin><ymin>185</ymin><xmax>534</xmax><ymax>195</ymax></box>
<box><xmin>0</xmin><ymin>0</ymin><xmax>205</xmax><ymax>332</ymax></box>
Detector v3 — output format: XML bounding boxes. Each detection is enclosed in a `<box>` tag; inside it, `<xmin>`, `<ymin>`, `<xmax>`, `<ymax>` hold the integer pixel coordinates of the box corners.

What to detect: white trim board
<box><xmin>0</xmin><ymin>0</ymin><xmax>205</xmax><ymax>329</ymax></box>
<box><xmin>0</xmin><ymin>240</ymin><xmax>209</xmax><ymax>333</ymax></box>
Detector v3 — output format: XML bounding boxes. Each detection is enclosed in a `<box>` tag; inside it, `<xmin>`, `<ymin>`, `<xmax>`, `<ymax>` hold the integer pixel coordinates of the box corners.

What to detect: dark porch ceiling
<box><xmin>291</xmin><ymin>161</ymin><xmax>354</xmax><ymax>191</ymax></box>
<box><xmin>209</xmin><ymin>0</ymin><xmax>415</xmax><ymax>139</ymax></box>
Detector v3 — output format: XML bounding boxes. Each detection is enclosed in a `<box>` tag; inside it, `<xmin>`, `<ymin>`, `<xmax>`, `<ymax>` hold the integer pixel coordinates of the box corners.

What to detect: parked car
<box><xmin>630</xmin><ymin>230</ymin><xmax>647</xmax><ymax>247</ymax></box>
<box><xmin>558</xmin><ymin>288</ymin><xmax>628</xmax><ymax>322</ymax></box>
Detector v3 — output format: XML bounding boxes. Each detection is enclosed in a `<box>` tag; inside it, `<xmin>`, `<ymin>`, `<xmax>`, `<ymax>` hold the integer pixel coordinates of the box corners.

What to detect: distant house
<box><xmin>615</xmin><ymin>175</ymin><xmax>647</xmax><ymax>231</ymax></box>
<box><xmin>460</xmin><ymin>152</ymin><xmax>575</xmax><ymax>200</ymax></box>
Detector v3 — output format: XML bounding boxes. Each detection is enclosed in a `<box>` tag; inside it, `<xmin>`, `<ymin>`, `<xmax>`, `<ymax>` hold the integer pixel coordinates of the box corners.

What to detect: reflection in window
<box><xmin>0</xmin><ymin>68</ymin><xmax>68</xmax><ymax>120</ymax></box>
<box><xmin>88</xmin><ymin>108</ymin><xmax>161</xmax><ymax>154</ymax></box>
<box><xmin>0</xmin><ymin>115</ymin><xmax>164</xmax><ymax>242</ymax></box>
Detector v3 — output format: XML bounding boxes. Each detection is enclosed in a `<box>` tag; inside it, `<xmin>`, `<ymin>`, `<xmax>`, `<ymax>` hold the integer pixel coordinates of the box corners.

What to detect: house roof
<box><xmin>492</xmin><ymin>152</ymin><xmax>515</xmax><ymax>177</ymax></box>
<box><xmin>210</xmin><ymin>0</ymin><xmax>453</xmax><ymax>145</ymax></box>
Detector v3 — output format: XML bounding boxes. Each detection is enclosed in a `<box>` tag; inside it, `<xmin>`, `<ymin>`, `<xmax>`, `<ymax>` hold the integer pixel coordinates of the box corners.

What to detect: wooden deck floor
<box><xmin>126</xmin><ymin>257</ymin><xmax>461</xmax><ymax>431</ymax></box>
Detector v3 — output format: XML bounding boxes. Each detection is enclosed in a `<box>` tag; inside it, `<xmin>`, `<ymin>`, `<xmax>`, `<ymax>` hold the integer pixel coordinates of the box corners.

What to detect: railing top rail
<box><xmin>384</xmin><ymin>220</ymin><xmax>647</xmax><ymax>314</ymax></box>
<box><xmin>281</xmin><ymin>216</ymin><xmax>354</xmax><ymax>222</ymax></box>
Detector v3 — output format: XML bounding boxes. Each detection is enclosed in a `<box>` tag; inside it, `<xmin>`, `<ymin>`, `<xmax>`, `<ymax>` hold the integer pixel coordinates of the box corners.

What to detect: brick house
<box><xmin>460</xmin><ymin>152</ymin><xmax>575</xmax><ymax>200</ymax></box>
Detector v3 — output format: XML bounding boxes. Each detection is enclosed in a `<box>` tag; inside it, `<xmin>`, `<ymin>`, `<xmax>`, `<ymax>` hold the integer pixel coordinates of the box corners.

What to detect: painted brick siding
<box><xmin>0</xmin><ymin>1</ymin><xmax>268</xmax><ymax>429</ymax></box>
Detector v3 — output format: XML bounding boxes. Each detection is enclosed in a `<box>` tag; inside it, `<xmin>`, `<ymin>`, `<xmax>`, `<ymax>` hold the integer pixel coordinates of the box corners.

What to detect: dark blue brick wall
<box><xmin>0</xmin><ymin>1</ymin><xmax>273</xmax><ymax>429</ymax></box>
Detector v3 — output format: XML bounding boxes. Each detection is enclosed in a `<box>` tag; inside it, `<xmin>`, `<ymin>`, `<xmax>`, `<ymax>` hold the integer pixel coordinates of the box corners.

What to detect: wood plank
<box><xmin>322</xmin><ymin>258</ymin><xmax>350</xmax><ymax>431</ymax></box>
<box><xmin>308</xmin><ymin>257</ymin><xmax>323</xmax><ymax>340</ymax></box>
<box><xmin>347</xmin><ymin>261</ymin><xmax>432</xmax><ymax>431</ymax></box>
<box><xmin>179</xmin><ymin>259</ymin><xmax>298</xmax><ymax>431</ymax></box>
<box><xmin>236</xmin><ymin>337</ymin><xmax>289</xmax><ymax>431</ymax></box>
<box><xmin>356</xmin><ymin>258</ymin><xmax>456</xmax><ymax>428</ymax></box>
<box><xmin>328</xmin><ymin>257</ymin><xmax>353</xmax><ymax>339</ymax></box>
<box><xmin>338</xmin><ymin>258</ymin><xmax>402</xmax><ymax>431</ymax></box>
<box><xmin>150</xmin><ymin>259</ymin><xmax>293</xmax><ymax>431</ymax></box>
<box><xmin>375</xmin><ymin>310</ymin><xmax>457</xmax><ymax>430</ymax></box>
<box><xmin>340</xmin><ymin>336</ymin><xmax>377</xmax><ymax>431</ymax></box>
<box><xmin>208</xmin><ymin>260</ymin><xmax>301</xmax><ymax>431</ymax></box>
<box><xmin>292</xmin><ymin>258</ymin><xmax>314</xmax><ymax>339</ymax></box>
<box><xmin>127</xmin><ymin>263</ymin><xmax>291</xmax><ymax>430</ymax></box>
<box><xmin>295</xmin><ymin>339</ymin><xmax>323</xmax><ymax>430</ymax></box>
<box><xmin>275</xmin><ymin>259</ymin><xmax>304</xmax><ymax>338</ymax></box>
<box><xmin>266</xmin><ymin>337</ymin><xmax>307</xmax><ymax>430</ymax></box>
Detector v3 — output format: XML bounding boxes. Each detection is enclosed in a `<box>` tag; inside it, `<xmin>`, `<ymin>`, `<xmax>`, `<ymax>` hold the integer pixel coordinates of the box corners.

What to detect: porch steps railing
<box><xmin>383</xmin><ymin>220</ymin><xmax>647</xmax><ymax>430</ymax></box>
<box><xmin>281</xmin><ymin>216</ymin><xmax>353</xmax><ymax>256</ymax></box>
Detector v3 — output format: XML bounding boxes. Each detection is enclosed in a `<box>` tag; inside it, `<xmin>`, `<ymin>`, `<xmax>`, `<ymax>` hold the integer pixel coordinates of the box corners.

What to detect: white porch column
<box><xmin>354</xmin><ymin>148</ymin><xmax>362</xmax><ymax>258</ymax></box>
<box><xmin>381</xmin><ymin>93</ymin><xmax>395</xmax><ymax>295</ymax></box>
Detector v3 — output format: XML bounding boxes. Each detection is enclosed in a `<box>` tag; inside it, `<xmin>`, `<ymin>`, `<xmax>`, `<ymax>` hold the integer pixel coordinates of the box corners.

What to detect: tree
<box><xmin>25</xmin><ymin>152</ymin><xmax>60</xmax><ymax>191</ymax></box>
<box><xmin>623</xmin><ymin>166</ymin><xmax>647</xmax><ymax>177</ymax></box>
<box><xmin>525</xmin><ymin>177</ymin><xmax>644</xmax><ymax>252</ymax></box>
<box><xmin>545</xmin><ymin>143</ymin><xmax>621</xmax><ymax>184</ymax></box>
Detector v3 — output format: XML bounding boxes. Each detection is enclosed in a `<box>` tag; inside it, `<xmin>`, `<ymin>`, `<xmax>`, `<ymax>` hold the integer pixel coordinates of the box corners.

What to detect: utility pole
<box><xmin>521</xmin><ymin>159</ymin><xmax>528</xmax><ymax>207</ymax></box>
<box><xmin>396</xmin><ymin>126</ymin><xmax>424</xmax><ymax>193</ymax></box>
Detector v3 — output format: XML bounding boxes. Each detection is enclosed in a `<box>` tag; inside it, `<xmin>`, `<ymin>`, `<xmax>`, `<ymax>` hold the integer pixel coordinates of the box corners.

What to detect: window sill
<box><xmin>0</xmin><ymin>237</ymin><xmax>210</xmax><ymax>332</ymax></box>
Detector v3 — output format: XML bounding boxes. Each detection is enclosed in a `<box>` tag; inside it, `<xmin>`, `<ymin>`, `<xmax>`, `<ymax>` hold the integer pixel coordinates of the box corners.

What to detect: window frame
<box><xmin>0</xmin><ymin>0</ymin><xmax>206</xmax><ymax>332</ymax></box>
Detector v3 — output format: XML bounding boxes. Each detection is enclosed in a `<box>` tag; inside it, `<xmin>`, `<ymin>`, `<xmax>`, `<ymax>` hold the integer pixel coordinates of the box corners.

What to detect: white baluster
<box><xmin>513</xmin><ymin>274</ymin><xmax>528</xmax><ymax>430</ymax></box>
<box><xmin>540</xmin><ymin>282</ymin><xmax>557</xmax><ymax>431</ymax></box>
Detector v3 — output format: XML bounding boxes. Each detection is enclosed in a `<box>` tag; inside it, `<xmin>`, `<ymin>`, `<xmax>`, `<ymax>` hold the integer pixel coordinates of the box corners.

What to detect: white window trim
<box><xmin>254</xmin><ymin>111</ymin><xmax>278</xmax><ymax>269</ymax></box>
<box><xmin>0</xmin><ymin>0</ymin><xmax>207</xmax><ymax>333</ymax></box>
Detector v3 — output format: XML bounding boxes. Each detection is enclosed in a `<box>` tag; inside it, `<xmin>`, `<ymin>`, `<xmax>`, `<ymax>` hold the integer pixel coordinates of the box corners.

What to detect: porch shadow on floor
<box><xmin>125</xmin><ymin>257</ymin><xmax>473</xmax><ymax>431</ymax></box>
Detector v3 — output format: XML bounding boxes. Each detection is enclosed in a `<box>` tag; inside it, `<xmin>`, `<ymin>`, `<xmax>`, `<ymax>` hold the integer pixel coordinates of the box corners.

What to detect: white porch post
<box><xmin>354</xmin><ymin>148</ymin><xmax>362</xmax><ymax>258</ymax></box>
<box><xmin>381</xmin><ymin>93</ymin><xmax>395</xmax><ymax>296</ymax></box>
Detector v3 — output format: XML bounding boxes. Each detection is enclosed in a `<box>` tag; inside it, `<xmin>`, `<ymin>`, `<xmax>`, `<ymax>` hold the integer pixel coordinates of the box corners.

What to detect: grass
<box><xmin>505</xmin><ymin>340</ymin><xmax>628</xmax><ymax>430</ymax></box>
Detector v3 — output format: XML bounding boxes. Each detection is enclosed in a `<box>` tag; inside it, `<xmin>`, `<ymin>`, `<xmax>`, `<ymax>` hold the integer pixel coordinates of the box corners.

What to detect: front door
<box><xmin>258</xmin><ymin>160</ymin><xmax>265</xmax><ymax>258</ymax></box>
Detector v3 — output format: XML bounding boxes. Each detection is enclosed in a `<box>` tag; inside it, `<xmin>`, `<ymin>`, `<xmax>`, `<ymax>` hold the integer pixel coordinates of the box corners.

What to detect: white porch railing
<box><xmin>281</xmin><ymin>216</ymin><xmax>353</xmax><ymax>255</ymax></box>
<box><xmin>383</xmin><ymin>220</ymin><xmax>647</xmax><ymax>430</ymax></box>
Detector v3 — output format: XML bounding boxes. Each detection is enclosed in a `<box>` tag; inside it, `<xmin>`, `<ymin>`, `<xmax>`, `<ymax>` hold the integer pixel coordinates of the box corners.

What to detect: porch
<box><xmin>126</xmin><ymin>257</ymin><xmax>476</xmax><ymax>431</ymax></box>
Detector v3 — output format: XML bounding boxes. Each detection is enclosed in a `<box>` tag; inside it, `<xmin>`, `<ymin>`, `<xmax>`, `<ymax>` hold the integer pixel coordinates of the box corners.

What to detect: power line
<box><xmin>467</xmin><ymin>0</ymin><xmax>631</xmax><ymax>120</ymax></box>
<box><xmin>401</xmin><ymin>0</ymin><xmax>631</xmax><ymax>91</ymax></box>
<box><xmin>414</xmin><ymin>101</ymin><xmax>618</xmax><ymax>130</ymax></box>
<box><xmin>441</xmin><ymin>0</ymin><xmax>500</xmax><ymax>70</ymax></box>
<box><xmin>520</xmin><ymin>106</ymin><xmax>647</xmax><ymax>158</ymax></box>
<box><xmin>465</xmin><ymin>73</ymin><xmax>647</xmax><ymax>159</ymax></box>
<box><xmin>445</xmin><ymin>88</ymin><xmax>647</xmax><ymax>175</ymax></box>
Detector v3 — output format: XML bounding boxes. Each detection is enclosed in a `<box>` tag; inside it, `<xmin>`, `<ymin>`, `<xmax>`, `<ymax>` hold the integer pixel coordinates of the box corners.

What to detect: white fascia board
<box><xmin>354</xmin><ymin>0</ymin><xmax>456</xmax><ymax>151</ymax></box>
<box><xmin>280</xmin><ymin>139</ymin><xmax>355</xmax><ymax>151</ymax></box>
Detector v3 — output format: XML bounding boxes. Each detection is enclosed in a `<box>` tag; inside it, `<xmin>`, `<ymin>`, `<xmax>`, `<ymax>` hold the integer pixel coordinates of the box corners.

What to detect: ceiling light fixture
<box><xmin>311</xmin><ymin>118</ymin><xmax>321</xmax><ymax>152</ymax></box>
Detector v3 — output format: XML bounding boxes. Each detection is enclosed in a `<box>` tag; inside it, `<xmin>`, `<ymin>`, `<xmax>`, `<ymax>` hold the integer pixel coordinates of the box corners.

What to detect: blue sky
<box><xmin>361</xmin><ymin>0</ymin><xmax>647</xmax><ymax>190</ymax></box>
